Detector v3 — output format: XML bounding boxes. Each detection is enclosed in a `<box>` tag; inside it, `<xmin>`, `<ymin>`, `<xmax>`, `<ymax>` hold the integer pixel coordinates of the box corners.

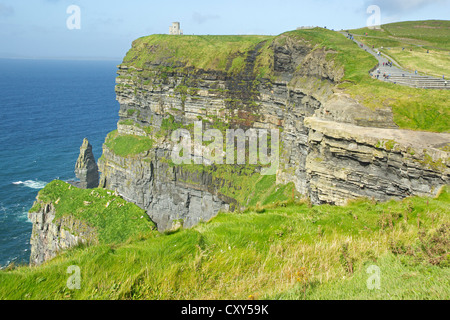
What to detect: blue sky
<box><xmin>0</xmin><ymin>0</ymin><xmax>448</xmax><ymax>60</ymax></box>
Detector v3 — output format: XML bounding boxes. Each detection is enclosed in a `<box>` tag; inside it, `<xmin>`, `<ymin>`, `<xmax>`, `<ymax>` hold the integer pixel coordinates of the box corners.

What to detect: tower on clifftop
<box><xmin>169</xmin><ymin>22</ymin><xmax>183</xmax><ymax>35</ymax></box>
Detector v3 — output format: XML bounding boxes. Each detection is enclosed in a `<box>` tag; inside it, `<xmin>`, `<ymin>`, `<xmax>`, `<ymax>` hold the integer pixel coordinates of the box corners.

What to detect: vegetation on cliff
<box><xmin>123</xmin><ymin>34</ymin><xmax>274</xmax><ymax>77</ymax></box>
<box><xmin>29</xmin><ymin>180</ymin><xmax>156</xmax><ymax>244</ymax></box>
<box><xmin>2</xmin><ymin>185</ymin><xmax>448</xmax><ymax>299</ymax></box>
<box><xmin>286</xmin><ymin>25</ymin><xmax>449</xmax><ymax>133</ymax></box>
<box><xmin>103</xmin><ymin>130</ymin><xmax>154</xmax><ymax>158</ymax></box>
<box><xmin>174</xmin><ymin>164</ymin><xmax>297</xmax><ymax>208</ymax></box>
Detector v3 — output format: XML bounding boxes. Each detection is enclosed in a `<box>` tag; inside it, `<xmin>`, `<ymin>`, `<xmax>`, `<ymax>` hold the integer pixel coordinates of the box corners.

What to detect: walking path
<box><xmin>341</xmin><ymin>32</ymin><xmax>449</xmax><ymax>90</ymax></box>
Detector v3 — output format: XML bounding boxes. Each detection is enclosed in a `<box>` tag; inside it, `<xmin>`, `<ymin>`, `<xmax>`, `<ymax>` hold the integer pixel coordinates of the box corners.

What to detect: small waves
<box><xmin>12</xmin><ymin>180</ymin><xmax>47</xmax><ymax>190</ymax></box>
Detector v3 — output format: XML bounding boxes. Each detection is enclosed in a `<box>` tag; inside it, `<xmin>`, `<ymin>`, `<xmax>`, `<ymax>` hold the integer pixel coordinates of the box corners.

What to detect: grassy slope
<box><xmin>350</xmin><ymin>20</ymin><xmax>450</xmax><ymax>77</ymax></box>
<box><xmin>286</xmin><ymin>27</ymin><xmax>449</xmax><ymax>133</ymax></box>
<box><xmin>1</xmin><ymin>186</ymin><xmax>448</xmax><ymax>300</ymax></box>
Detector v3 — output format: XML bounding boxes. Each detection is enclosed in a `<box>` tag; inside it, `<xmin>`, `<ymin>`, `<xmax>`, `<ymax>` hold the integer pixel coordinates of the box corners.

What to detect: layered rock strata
<box><xmin>98</xmin><ymin>33</ymin><xmax>449</xmax><ymax>231</ymax></box>
<box><xmin>28</xmin><ymin>200</ymin><xmax>97</xmax><ymax>265</ymax></box>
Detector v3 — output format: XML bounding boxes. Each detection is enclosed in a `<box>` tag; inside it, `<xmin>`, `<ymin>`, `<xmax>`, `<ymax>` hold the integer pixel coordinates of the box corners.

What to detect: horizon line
<box><xmin>0</xmin><ymin>56</ymin><xmax>123</xmax><ymax>62</ymax></box>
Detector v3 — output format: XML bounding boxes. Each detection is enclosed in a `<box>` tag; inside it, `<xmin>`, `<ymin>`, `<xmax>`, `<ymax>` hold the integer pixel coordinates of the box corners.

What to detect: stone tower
<box><xmin>169</xmin><ymin>22</ymin><xmax>183</xmax><ymax>35</ymax></box>
<box><xmin>74</xmin><ymin>138</ymin><xmax>99</xmax><ymax>189</ymax></box>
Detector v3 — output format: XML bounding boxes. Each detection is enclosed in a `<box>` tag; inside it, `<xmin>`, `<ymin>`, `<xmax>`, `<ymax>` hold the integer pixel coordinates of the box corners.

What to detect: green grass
<box><xmin>104</xmin><ymin>130</ymin><xmax>154</xmax><ymax>157</ymax></box>
<box><xmin>351</xmin><ymin>20</ymin><xmax>450</xmax><ymax>49</ymax></box>
<box><xmin>172</xmin><ymin>163</ymin><xmax>297</xmax><ymax>209</ymax></box>
<box><xmin>382</xmin><ymin>47</ymin><xmax>450</xmax><ymax>78</ymax></box>
<box><xmin>281</xmin><ymin>26</ymin><xmax>449</xmax><ymax>133</ymax></box>
<box><xmin>123</xmin><ymin>34</ymin><xmax>274</xmax><ymax>75</ymax></box>
<box><xmin>2</xmin><ymin>185</ymin><xmax>448</xmax><ymax>300</ymax></box>
<box><xmin>31</xmin><ymin>180</ymin><xmax>156</xmax><ymax>245</ymax></box>
<box><xmin>351</xmin><ymin>20</ymin><xmax>450</xmax><ymax>77</ymax></box>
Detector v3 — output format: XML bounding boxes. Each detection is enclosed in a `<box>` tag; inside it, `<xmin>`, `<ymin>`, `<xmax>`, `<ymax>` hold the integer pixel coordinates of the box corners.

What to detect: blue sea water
<box><xmin>0</xmin><ymin>58</ymin><xmax>120</xmax><ymax>268</ymax></box>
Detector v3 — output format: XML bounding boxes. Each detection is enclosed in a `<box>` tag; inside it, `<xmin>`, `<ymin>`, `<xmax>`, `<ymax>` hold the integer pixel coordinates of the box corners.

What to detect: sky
<box><xmin>0</xmin><ymin>0</ymin><xmax>449</xmax><ymax>60</ymax></box>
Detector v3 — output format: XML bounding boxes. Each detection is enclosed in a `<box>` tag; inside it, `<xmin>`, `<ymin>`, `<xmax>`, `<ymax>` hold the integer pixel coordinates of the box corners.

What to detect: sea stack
<box><xmin>75</xmin><ymin>138</ymin><xmax>99</xmax><ymax>189</ymax></box>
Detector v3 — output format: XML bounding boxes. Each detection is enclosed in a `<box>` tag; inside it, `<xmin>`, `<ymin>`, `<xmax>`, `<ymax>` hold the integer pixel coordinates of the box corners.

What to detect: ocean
<box><xmin>0</xmin><ymin>59</ymin><xmax>120</xmax><ymax>268</ymax></box>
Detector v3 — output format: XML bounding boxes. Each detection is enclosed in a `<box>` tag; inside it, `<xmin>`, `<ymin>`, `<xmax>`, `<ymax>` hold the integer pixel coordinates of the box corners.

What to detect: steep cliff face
<box><xmin>305</xmin><ymin>118</ymin><xmax>450</xmax><ymax>204</ymax></box>
<box><xmin>28</xmin><ymin>200</ymin><xmax>97</xmax><ymax>265</ymax></box>
<box><xmin>98</xmin><ymin>31</ymin><xmax>450</xmax><ymax>231</ymax></box>
<box><xmin>99</xmin><ymin>146</ymin><xmax>233</xmax><ymax>231</ymax></box>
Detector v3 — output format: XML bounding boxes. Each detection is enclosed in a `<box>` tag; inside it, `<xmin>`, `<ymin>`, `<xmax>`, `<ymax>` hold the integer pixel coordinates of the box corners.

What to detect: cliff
<box><xmin>28</xmin><ymin>199</ymin><xmax>97</xmax><ymax>265</ymax></box>
<box><xmin>98</xmin><ymin>29</ymin><xmax>450</xmax><ymax>231</ymax></box>
<box><xmin>28</xmin><ymin>180</ymin><xmax>155</xmax><ymax>265</ymax></box>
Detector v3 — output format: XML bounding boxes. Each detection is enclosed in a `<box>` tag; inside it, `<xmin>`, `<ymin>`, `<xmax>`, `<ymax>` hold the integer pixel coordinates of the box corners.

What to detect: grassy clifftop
<box><xmin>351</xmin><ymin>20</ymin><xmax>450</xmax><ymax>78</ymax></box>
<box><xmin>351</xmin><ymin>20</ymin><xmax>450</xmax><ymax>49</ymax></box>
<box><xmin>30</xmin><ymin>180</ymin><xmax>156</xmax><ymax>244</ymax></box>
<box><xmin>2</xmin><ymin>185</ymin><xmax>449</xmax><ymax>299</ymax></box>
<box><xmin>123</xmin><ymin>34</ymin><xmax>274</xmax><ymax>77</ymax></box>
<box><xmin>287</xmin><ymin>26</ymin><xmax>449</xmax><ymax>133</ymax></box>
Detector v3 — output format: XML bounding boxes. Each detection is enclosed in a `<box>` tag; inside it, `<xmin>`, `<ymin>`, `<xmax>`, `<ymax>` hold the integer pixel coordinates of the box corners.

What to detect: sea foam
<box><xmin>12</xmin><ymin>180</ymin><xmax>47</xmax><ymax>190</ymax></box>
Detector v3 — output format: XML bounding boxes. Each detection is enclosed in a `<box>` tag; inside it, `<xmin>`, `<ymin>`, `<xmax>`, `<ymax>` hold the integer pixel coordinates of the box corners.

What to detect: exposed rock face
<box><xmin>28</xmin><ymin>200</ymin><xmax>97</xmax><ymax>265</ymax></box>
<box><xmin>98</xmin><ymin>34</ymin><xmax>450</xmax><ymax>231</ymax></box>
<box><xmin>305</xmin><ymin>118</ymin><xmax>450</xmax><ymax>204</ymax></box>
<box><xmin>99</xmin><ymin>146</ymin><xmax>234</xmax><ymax>231</ymax></box>
<box><xmin>75</xmin><ymin>138</ymin><xmax>99</xmax><ymax>189</ymax></box>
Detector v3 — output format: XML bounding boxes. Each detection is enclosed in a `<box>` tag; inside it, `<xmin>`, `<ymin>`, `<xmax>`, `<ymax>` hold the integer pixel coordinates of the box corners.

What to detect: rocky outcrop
<box><xmin>305</xmin><ymin>117</ymin><xmax>450</xmax><ymax>204</ymax></box>
<box><xmin>28</xmin><ymin>200</ymin><xmax>97</xmax><ymax>265</ymax></box>
<box><xmin>75</xmin><ymin>138</ymin><xmax>99</xmax><ymax>189</ymax></box>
